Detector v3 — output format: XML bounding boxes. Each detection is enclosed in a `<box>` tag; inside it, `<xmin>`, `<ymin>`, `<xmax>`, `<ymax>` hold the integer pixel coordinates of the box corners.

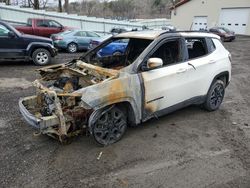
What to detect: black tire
<box><xmin>91</xmin><ymin>106</ymin><xmax>127</xmax><ymax>146</ymax></box>
<box><xmin>32</xmin><ymin>48</ymin><xmax>51</xmax><ymax>66</ymax></box>
<box><xmin>67</xmin><ymin>43</ymin><xmax>78</xmax><ymax>53</ymax></box>
<box><xmin>204</xmin><ymin>80</ymin><xmax>225</xmax><ymax>111</ymax></box>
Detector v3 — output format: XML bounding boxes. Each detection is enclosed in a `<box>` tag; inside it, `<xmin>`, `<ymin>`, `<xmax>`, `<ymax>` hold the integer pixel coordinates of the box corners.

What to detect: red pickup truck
<box><xmin>14</xmin><ymin>18</ymin><xmax>70</xmax><ymax>38</ymax></box>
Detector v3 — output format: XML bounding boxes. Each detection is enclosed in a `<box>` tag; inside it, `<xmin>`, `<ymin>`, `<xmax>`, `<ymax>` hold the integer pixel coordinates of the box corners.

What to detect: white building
<box><xmin>171</xmin><ymin>0</ymin><xmax>250</xmax><ymax>35</ymax></box>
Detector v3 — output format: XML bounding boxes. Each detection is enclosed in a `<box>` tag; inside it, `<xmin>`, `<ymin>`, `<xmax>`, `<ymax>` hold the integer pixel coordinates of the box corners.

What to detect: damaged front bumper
<box><xmin>19</xmin><ymin>96</ymin><xmax>60</xmax><ymax>130</ymax></box>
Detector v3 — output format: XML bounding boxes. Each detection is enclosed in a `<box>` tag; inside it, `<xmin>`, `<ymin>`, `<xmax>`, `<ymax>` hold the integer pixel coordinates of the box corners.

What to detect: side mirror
<box><xmin>8</xmin><ymin>31</ymin><xmax>16</xmax><ymax>38</ymax></box>
<box><xmin>147</xmin><ymin>58</ymin><xmax>163</xmax><ymax>69</ymax></box>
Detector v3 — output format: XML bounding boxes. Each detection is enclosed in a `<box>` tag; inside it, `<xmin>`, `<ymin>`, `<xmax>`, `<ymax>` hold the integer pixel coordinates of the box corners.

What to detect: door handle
<box><xmin>208</xmin><ymin>60</ymin><xmax>216</xmax><ymax>64</ymax></box>
<box><xmin>176</xmin><ymin>68</ymin><xmax>187</xmax><ymax>74</ymax></box>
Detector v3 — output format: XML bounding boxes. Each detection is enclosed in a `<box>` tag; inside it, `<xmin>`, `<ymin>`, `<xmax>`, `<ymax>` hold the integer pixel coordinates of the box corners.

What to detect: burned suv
<box><xmin>19</xmin><ymin>31</ymin><xmax>231</xmax><ymax>145</ymax></box>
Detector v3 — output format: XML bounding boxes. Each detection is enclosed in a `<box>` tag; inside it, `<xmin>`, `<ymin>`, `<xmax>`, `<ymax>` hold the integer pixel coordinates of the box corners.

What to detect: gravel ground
<box><xmin>1</xmin><ymin>37</ymin><xmax>250</xmax><ymax>188</ymax></box>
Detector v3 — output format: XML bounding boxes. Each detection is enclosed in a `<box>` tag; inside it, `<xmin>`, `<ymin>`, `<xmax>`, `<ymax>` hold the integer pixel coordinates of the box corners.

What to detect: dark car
<box><xmin>209</xmin><ymin>27</ymin><xmax>235</xmax><ymax>42</ymax></box>
<box><xmin>0</xmin><ymin>21</ymin><xmax>57</xmax><ymax>65</ymax></box>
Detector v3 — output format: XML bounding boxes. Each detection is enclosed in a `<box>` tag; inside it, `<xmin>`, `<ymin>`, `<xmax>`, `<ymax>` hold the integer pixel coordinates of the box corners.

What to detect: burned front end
<box><xmin>19</xmin><ymin>61</ymin><xmax>119</xmax><ymax>142</ymax></box>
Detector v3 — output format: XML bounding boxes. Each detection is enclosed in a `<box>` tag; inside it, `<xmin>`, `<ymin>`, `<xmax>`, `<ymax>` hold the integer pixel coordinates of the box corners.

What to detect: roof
<box><xmin>171</xmin><ymin>0</ymin><xmax>191</xmax><ymax>9</ymax></box>
<box><xmin>114</xmin><ymin>30</ymin><xmax>165</xmax><ymax>40</ymax></box>
<box><xmin>179</xmin><ymin>32</ymin><xmax>220</xmax><ymax>39</ymax></box>
<box><xmin>114</xmin><ymin>30</ymin><xmax>220</xmax><ymax>40</ymax></box>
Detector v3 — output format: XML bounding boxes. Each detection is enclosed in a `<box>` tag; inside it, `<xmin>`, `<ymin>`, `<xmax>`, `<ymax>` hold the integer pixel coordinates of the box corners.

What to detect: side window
<box><xmin>206</xmin><ymin>38</ymin><xmax>216</xmax><ymax>53</ymax></box>
<box><xmin>27</xmin><ymin>19</ymin><xmax>32</xmax><ymax>26</ymax></box>
<box><xmin>0</xmin><ymin>24</ymin><xmax>10</xmax><ymax>37</ymax></box>
<box><xmin>81</xmin><ymin>31</ymin><xmax>87</xmax><ymax>37</ymax></box>
<box><xmin>86</xmin><ymin>31</ymin><xmax>99</xmax><ymax>37</ymax></box>
<box><xmin>150</xmin><ymin>39</ymin><xmax>181</xmax><ymax>66</ymax></box>
<box><xmin>48</xmin><ymin>20</ymin><xmax>61</xmax><ymax>28</ymax></box>
<box><xmin>74</xmin><ymin>31</ymin><xmax>82</xmax><ymax>36</ymax></box>
<box><xmin>37</xmin><ymin>20</ymin><xmax>49</xmax><ymax>27</ymax></box>
<box><xmin>185</xmin><ymin>38</ymin><xmax>208</xmax><ymax>60</ymax></box>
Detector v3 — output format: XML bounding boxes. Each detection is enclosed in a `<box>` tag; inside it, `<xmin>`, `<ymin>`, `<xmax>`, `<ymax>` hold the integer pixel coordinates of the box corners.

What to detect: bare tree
<box><xmin>64</xmin><ymin>0</ymin><xmax>69</xmax><ymax>13</ymax></box>
<box><xmin>58</xmin><ymin>0</ymin><xmax>62</xmax><ymax>12</ymax></box>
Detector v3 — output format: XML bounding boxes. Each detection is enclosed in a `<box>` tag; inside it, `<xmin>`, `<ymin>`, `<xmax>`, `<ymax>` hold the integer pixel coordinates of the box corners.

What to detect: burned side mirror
<box><xmin>147</xmin><ymin>58</ymin><xmax>163</xmax><ymax>69</ymax></box>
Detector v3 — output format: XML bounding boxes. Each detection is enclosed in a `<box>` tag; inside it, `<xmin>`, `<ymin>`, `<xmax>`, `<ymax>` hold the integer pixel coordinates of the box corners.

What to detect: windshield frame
<box><xmin>80</xmin><ymin>36</ymin><xmax>154</xmax><ymax>71</ymax></box>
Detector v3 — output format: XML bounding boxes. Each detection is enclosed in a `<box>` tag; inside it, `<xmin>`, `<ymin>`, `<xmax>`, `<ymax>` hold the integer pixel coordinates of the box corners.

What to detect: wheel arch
<box><xmin>27</xmin><ymin>42</ymin><xmax>54</xmax><ymax>57</ymax></box>
<box><xmin>213</xmin><ymin>71</ymin><xmax>230</xmax><ymax>87</ymax></box>
<box><xmin>205</xmin><ymin>71</ymin><xmax>229</xmax><ymax>96</ymax></box>
<box><xmin>88</xmin><ymin>100</ymin><xmax>138</xmax><ymax>134</ymax></box>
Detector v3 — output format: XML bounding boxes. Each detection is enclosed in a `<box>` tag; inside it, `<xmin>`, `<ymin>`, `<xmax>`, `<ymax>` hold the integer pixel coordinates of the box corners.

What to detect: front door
<box><xmin>140</xmin><ymin>38</ymin><xmax>194</xmax><ymax>119</ymax></box>
<box><xmin>0</xmin><ymin>23</ymin><xmax>24</xmax><ymax>58</ymax></box>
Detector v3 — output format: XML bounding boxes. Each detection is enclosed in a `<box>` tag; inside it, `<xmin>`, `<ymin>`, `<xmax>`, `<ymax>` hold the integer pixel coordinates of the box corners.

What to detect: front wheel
<box><xmin>204</xmin><ymin>80</ymin><xmax>225</xmax><ymax>111</ymax></box>
<box><xmin>91</xmin><ymin>106</ymin><xmax>127</xmax><ymax>146</ymax></box>
<box><xmin>32</xmin><ymin>48</ymin><xmax>51</xmax><ymax>66</ymax></box>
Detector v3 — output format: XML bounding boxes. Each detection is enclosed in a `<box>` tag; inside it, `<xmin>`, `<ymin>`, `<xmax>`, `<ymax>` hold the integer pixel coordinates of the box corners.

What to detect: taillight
<box><xmin>89</xmin><ymin>40</ymin><xmax>100</xmax><ymax>49</ymax></box>
<box><xmin>90</xmin><ymin>40</ymin><xmax>99</xmax><ymax>46</ymax></box>
<box><xmin>228</xmin><ymin>53</ymin><xmax>232</xmax><ymax>62</ymax></box>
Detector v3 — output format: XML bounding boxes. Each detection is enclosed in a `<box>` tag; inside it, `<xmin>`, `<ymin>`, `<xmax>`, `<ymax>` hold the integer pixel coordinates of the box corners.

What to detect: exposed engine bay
<box><xmin>21</xmin><ymin>61</ymin><xmax>119</xmax><ymax>142</ymax></box>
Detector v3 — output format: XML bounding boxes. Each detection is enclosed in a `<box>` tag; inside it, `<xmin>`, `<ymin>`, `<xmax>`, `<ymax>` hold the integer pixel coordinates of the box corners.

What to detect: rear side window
<box><xmin>74</xmin><ymin>31</ymin><xmax>87</xmax><ymax>37</ymax></box>
<box><xmin>37</xmin><ymin>20</ymin><xmax>49</xmax><ymax>27</ymax></box>
<box><xmin>185</xmin><ymin>38</ymin><xmax>208</xmax><ymax>60</ymax></box>
<box><xmin>206</xmin><ymin>38</ymin><xmax>216</xmax><ymax>53</ymax></box>
<box><xmin>27</xmin><ymin>19</ymin><xmax>32</xmax><ymax>26</ymax></box>
<box><xmin>86</xmin><ymin>32</ymin><xmax>99</xmax><ymax>37</ymax></box>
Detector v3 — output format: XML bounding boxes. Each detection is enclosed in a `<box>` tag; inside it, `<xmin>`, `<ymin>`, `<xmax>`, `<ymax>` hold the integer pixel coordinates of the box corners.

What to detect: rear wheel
<box><xmin>32</xmin><ymin>48</ymin><xmax>51</xmax><ymax>66</ymax></box>
<box><xmin>67</xmin><ymin>43</ymin><xmax>78</xmax><ymax>53</ymax></box>
<box><xmin>204</xmin><ymin>80</ymin><xmax>225</xmax><ymax>111</ymax></box>
<box><xmin>91</xmin><ymin>106</ymin><xmax>127</xmax><ymax>146</ymax></box>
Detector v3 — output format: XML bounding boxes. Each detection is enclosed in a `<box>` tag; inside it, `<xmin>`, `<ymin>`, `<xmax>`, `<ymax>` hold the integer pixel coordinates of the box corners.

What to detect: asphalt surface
<box><xmin>1</xmin><ymin>37</ymin><xmax>250</xmax><ymax>188</ymax></box>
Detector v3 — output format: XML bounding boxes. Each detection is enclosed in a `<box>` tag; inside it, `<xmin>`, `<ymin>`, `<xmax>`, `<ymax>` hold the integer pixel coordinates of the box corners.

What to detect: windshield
<box><xmin>221</xmin><ymin>27</ymin><xmax>230</xmax><ymax>33</ymax></box>
<box><xmin>7</xmin><ymin>24</ymin><xmax>22</xmax><ymax>36</ymax></box>
<box><xmin>82</xmin><ymin>37</ymin><xmax>153</xmax><ymax>70</ymax></box>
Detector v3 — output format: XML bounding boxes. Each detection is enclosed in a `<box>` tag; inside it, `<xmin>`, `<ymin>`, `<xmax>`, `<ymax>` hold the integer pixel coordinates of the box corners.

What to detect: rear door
<box><xmin>73</xmin><ymin>31</ymin><xmax>88</xmax><ymax>49</ymax></box>
<box><xmin>183</xmin><ymin>37</ymin><xmax>217</xmax><ymax>97</ymax></box>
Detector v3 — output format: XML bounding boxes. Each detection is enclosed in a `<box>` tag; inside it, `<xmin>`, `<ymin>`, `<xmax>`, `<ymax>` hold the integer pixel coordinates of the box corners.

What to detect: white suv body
<box><xmin>19</xmin><ymin>31</ymin><xmax>231</xmax><ymax>145</ymax></box>
<box><xmin>141</xmin><ymin>32</ymin><xmax>231</xmax><ymax>119</ymax></box>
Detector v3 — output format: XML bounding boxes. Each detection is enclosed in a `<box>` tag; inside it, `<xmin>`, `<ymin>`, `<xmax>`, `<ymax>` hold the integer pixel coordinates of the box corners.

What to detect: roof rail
<box><xmin>160</xmin><ymin>30</ymin><xmax>211</xmax><ymax>36</ymax></box>
<box><xmin>170</xmin><ymin>30</ymin><xmax>210</xmax><ymax>33</ymax></box>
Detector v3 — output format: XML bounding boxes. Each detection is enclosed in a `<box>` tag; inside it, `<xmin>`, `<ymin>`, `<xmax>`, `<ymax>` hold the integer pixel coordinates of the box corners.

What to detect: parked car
<box><xmin>14</xmin><ymin>18</ymin><xmax>70</xmax><ymax>38</ymax></box>
<box><xmin>51</xmin><ymin>30</ymin><xmax>101</xmax><ymax>53</ymax></box>
<box><xmin>88</xmin><ymin>34</ymin><xmax>113</xmax><ymax>49</ymax></box>
<box><xmin>19</xmin><ymin>30</ymin><xmax>231</xmax><ymax>145</ymax></box>
<box><xmin>110</xmin><ymin>27</ymin><xmax>138</xmax><ymax>35</ymax></box>
<box><xmin>209</xmin><ymin>27</ymin><xmax>235</xmax><ymax>42</ymax></box>
<box><xmin>88</xmin><ymin>35</ymin><xmax>128</xmax><ymax>56</ymax></box>
<box><xmin>0</xmin><ymin>21</ymin><xmax>57</xmax><ymax>65</ymax></box>
<box><xmin>97</xmin><ymin>39</ymin><xmax>128</xmax><ymax>57</ymax></box>
<box><xmin>162</xmin><ymin>24</ymin><xmax>177</xmax><ymax>31</ymax></box>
